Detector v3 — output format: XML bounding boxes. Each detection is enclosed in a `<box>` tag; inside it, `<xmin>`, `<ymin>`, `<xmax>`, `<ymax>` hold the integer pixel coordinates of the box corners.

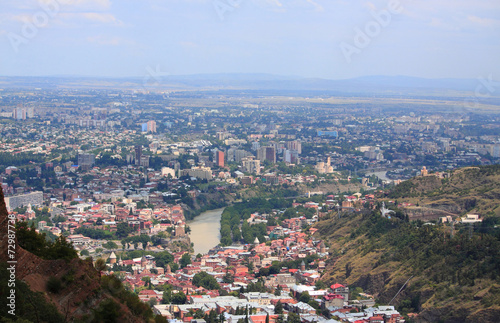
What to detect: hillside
<box><xmin>315</xmin><ymin>165</ymin><xmax>500</xmax><ymax>323</ymax></box>
<box><xmin>387</xmin><ymin>165</ymin><xmax>500</xmax><ymax>219</ymax></box>
<box><xmin>0</xmin><ymin>187</ymin><xmax>157</xmax><ymax>323</ymax></box>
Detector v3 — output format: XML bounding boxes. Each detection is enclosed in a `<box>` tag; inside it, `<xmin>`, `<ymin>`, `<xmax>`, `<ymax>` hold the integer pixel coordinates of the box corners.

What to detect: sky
<box><xmin>0</xmin><ymin>0</ymin><xmax>499</xmax><ymax>80</ymax></box>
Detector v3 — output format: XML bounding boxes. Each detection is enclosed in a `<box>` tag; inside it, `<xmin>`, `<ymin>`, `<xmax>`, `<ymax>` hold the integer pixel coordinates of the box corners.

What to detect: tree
<box><xmin>315</xmin><ymin>280</ymin><xmax>327</xmax><ymax>290</ymax></box>
<box><xmin>274</xmin><ymin>301</ymin><xmax>283</xmax><ymax>314</ymax></box>
<box><xmin>149</xmin><ymin>297</ymin><xmax>158</xmax><ymax>307</ymax></box>
<box><xmin>192</xmin><ymin>272</ymin><xmax>221</xmax><ymax>290</ymax></box>
<box><xmin>52</xmin><ymin>215</ymin><xmax>66</xmax><ymax>224</ymax></box>
<box><xmin>155</xmin><ymin>315</ymin><xmax>169</xmax><ymax>323</ymax></box>
<box><xmin>205</xmin><ymin>309</ymin><xmax>218</xmax><ymax>323</ymax></box>
<box><xmin>287</xmin><ymin>313</ymin><xmax>301</xmax><ymax>323</ymax></box>
<box><xmin>93</xmin><ymin>298</ymin><xmax>123</xmax><ymax>322</ymax></box>
<box><xmin>267</xmin><ymin>217</ymin><xmax>277</xmax><ymax>226</ymax></box>
<box><xmin>162</xmin><ymin>284</ymin><xmax>173</xmax><ymax>304</ymax></box>
<box><xmin>299</xmin><ymin>291</ymin><xmax>311</xmax><ymax>304</ymax></box>
<box><xmin>95</xmin><ymin>258</ymin><xmax>107</xmax><ymax>282</ymax></box>
<box><xmin>154</xmin><ymin>251</ymin><xmax>174</xmax><ymax>268</ymax></box>
<box><xmin>82</xmin><ymin>174</ymin><xmax>94</xmax><ymax>184</ymax></box>
<box><xmin>103</xmin><ymin>241</ymin><xmax>118</xmax><ymax>249</ymax></box>
<box><xmin>16</xmin><ymin>222</ymin><xmax>77</xmax><ymax>261</ymax></box>
<box><xmin>171</xmin><ymin>291</ymin><xmax>187</xmax><ymax>304</ymax></box>
<box><xmin>179</xmin><ymin>253</ymin><xmax>191</xmax><ymax>268</ymax></box>
<box><xmin>46</xmin><ymin>276</ymin><xmax>63</xmax><ymax>294</ymax></box>
<box><xmin>223</xmin><ymin>272</ymin><xmax>234</xmax><ymax>284</ymax></box>
<box><xmin>116</xmin><ymin>222</ymin><xmax>134</xmax><ymax>238</ymax></box>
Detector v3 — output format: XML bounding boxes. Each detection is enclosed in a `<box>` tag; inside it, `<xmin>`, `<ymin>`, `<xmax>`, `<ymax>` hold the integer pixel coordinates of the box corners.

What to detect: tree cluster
<box><xmin>16</xmin><ymin>222</ymin><xmax>78</xmax><ymax>261</ymax></box>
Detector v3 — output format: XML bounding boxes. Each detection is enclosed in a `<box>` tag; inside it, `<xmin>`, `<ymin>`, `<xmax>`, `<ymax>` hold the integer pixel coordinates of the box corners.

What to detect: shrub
<box><xmin>47</xmin><ymin>276</ymin><xmax>63</xmax><ymax>294</ymax></box>
<box><xmin>16</xmin><ymin>222</ymin><xmax>78</xmax><ymax>261</ymax></box>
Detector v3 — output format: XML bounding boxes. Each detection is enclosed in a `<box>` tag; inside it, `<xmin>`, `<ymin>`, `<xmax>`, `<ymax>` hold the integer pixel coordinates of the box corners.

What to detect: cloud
<box><xmin>266</xmin><ymin>0</ymin><xmax>283</xmax><ymax>6</ymax></box>
<box><xmin>305</xmin><ymin>0</ymin><xmax>324</xmax><ymax>12</ymax></box>
<box><xmin>428</xmin><ymin>17</ymin><xmax>460</xmax><ymax>31</ymax></box>
<box><xmin>10</xmin><ymin>13</ymin><xmax>52</xmax><ymax>28</ymax></box>
<box><xmin>11</xmin><ymin>14</ymin><xmax>35</xmax><ymax>24</ymax></box>
<box><xmin>401</xmin><ymin>0</ymin><xmax>500</xmax><ymax>19</ymax></box>
<box><xmin>86</xmin><ymin>35</ymin><xmax>132</xmax><ymax>46</ymax></box>
<box><xmin>58</xmin><ymin>12</ymin><xmax>123</xmax><ymax>25</ymax></box>
<box><xmin>467</xmin><ymin>15</ymin><xmax>500</xmax><ymax>28</ymax></box>
<box><xmin>56</xmin><ymin>0</ymin><xmax>112</xmax><ymax>11</ymax></box>
<box><xmin>80</xmin><ymin>12</ymin><xmax>121</xmax><ymax>24</ymax></box>
<box><xmin>3</xmin><ymin>0</ymin><xmax>112</xmax><ymax>11</ymax></box>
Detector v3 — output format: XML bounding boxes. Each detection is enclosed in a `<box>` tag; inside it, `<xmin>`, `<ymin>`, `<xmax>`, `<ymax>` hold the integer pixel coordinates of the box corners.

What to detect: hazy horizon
<box><xmin>0</xmin><ymin>73</ymin><xmax>488</xmax><ymax>81</ymax></box>
<box><xmin>1</xmin><ymin>0</ymin><xmax>499</xmax><ymax>80</ymax></box>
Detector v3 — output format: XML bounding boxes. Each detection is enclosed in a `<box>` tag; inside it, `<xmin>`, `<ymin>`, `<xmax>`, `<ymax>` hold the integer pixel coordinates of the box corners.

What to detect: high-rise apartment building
<box><xmin>491</xmin><ymin>144</ymin><xmax>500</xmax><ymax>158</ymax></box>
<box><xmin>286</xmin><ymin>140</ymin><xmax>302</xmax><ymax>154</ymax></box>
<box><xmin>257</xmin><ymin>146</ymin><xmax>276</xmax><ymax>163</ymax></box>
<box><xmin>242</xmin><ymin>157</ymin><xmax>261</xmax><ymax>175</ymax></box>
<box><xmin>26</xmin><ymin>107</ymin><xmax>34</xmax><ymax>118</ymax></box>
<box><xmin>135</xmin><ymin>145</ymin><xmax>142</xmax><ymax>166</ymax></box>
<box><xmin>147</xmin><ymin>120</ymin><xmax>157</xmax><ymax>133</ymax></box>
<box><xmin>216</xmin><ymin>150</ymin><xmax>225</xmax><ymax>167</ymax></box>
<box><xmin>78</xmin><ymin>153</ymin><xmax>96</xmax><ymax>170</ymax></box>
<box><xmin>13</xmin><ymin>105</ymin><xmax>34</xmax><ymax>120</ymax></box>
<box><xmin>284</xmin><ymin>150</ymin><xmax>300</xmax><ymax>164</ymax></box>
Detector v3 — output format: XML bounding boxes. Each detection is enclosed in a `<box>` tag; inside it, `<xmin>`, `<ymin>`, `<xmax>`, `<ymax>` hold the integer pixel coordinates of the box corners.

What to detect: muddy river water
<box><xmin>187</xmin><ymin>208</ymin><xmax>224</xmax><ymax>255</ymax></box>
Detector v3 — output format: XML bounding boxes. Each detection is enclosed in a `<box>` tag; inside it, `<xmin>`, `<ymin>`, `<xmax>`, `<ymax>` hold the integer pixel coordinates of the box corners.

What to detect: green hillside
<box><xmin>315</xmin><ymin>165</ymin><xmax>500</xmax><ymax>323</ymax></box>
<box><xmin>388</xmin><ymin>165</ymin><xmax>500</xmax><ymax>218</ymax></box>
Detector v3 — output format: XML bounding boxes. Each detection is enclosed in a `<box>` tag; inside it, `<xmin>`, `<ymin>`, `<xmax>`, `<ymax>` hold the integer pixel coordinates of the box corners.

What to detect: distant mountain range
<box><xmin>0</xmin><ymin>74</ymin><xmax>492</xmax><ymax>95</ymax></box>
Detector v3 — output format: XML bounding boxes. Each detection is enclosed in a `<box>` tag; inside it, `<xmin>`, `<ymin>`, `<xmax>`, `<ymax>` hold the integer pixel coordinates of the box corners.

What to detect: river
<box><xmin>187</xmin><ymin>208</ymin><xmax>224</xmax><ymax>255</ymax></box>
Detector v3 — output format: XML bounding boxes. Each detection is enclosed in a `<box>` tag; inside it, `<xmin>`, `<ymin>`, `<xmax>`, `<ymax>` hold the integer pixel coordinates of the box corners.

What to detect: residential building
<box><xmin>257</xmin><ymin>146</ymin><xmax>276</xmax><ymax>163</ymax></box>
<box><xmin>147</xmin><ymin>120</ymin><xmax>157</xmax><ymax>133</ymax></box>
<box><xmin>242</xmin><ymin>157</ymin><xmax>261</xmax><ymax>175</ymax></box>
<box><xmin>216</xmin><ymin>150</ymin><xmax>225</xmax><ymax>167</ymax></box>
<box><xmin>4</xmin><ymin>191</ymin><xmax>43</xmax><ymax>211</ymax></box>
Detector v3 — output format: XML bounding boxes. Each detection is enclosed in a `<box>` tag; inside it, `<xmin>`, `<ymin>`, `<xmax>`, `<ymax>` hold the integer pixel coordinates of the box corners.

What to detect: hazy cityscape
<box><xmin>1</xmin><ymin>0</ymin><xmax>500</xmax><ymax>323</ymax></box>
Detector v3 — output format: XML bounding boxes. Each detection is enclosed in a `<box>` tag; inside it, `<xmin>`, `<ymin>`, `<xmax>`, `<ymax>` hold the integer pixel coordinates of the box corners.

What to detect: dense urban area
<box><xmin>1</xmin><ymin>86</ymin><xmax>500</xmax><ymax>323</ymax></box>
